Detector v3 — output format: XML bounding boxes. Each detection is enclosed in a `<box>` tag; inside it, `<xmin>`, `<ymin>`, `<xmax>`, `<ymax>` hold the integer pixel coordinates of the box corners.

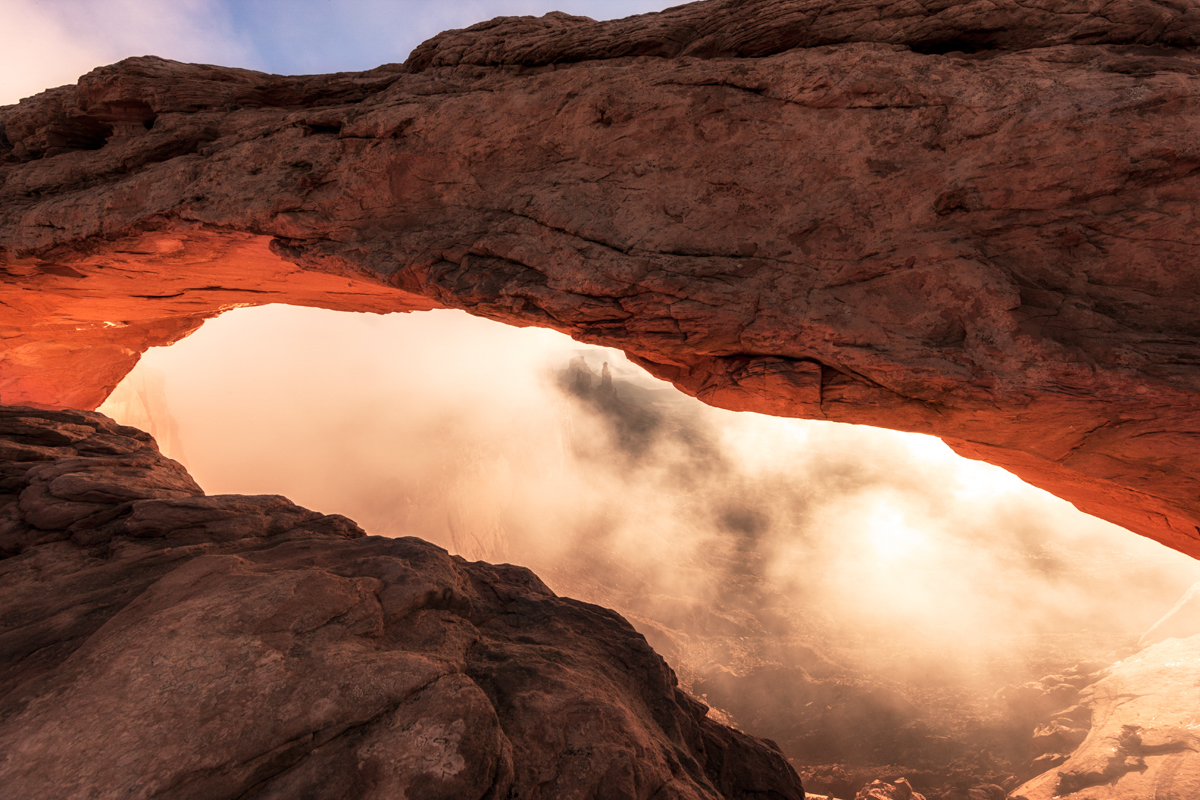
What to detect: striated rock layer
<box><xmin>2</xmin><ymin>0</ymin><xmax>1200</xmax><ymax>555</ymax></box>
<box><xmin>0</xmin><ymin>403</ymin><xmax>804</xmax><ymax>799</ymax></box>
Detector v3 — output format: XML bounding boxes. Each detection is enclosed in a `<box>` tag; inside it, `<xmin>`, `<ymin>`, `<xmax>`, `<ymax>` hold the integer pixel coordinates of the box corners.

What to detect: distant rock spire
<box><xmin>599</xmin><ymin>361</ymin><xmax>614</xmax><ymax>398</ymax></box>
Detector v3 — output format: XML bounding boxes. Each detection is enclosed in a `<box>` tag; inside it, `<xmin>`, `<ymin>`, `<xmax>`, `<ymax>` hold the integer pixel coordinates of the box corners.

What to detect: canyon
<box><xmin>3</xmin><ymin>0</ymin><xmax>1200</xmax><ymax>798</ymax></box>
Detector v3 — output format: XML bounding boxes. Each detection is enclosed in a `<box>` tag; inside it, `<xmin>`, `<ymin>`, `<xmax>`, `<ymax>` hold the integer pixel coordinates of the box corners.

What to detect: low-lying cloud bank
<box><xmin>101</xmin><ymin>304</ymin><xmax>1200</xmax><ymax>689</ymax></box>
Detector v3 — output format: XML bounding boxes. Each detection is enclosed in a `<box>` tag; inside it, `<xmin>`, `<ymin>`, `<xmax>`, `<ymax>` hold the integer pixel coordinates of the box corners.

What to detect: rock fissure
<box><xmin>501</xmin><ymin>208</ymin><xmax>634</xmax><ymax>256</ymax></box>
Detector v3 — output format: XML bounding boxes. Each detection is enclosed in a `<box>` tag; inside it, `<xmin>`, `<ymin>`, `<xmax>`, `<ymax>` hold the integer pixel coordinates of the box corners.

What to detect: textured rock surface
<box><xmin>2</xmin><ymin>0</ymin><xmax>1200</xmax><ymax>556</ymax></box>
<box><xmin>853</xmin><ymin>778</ymin><xmax>926</xmax><ymax>800</ymax></box>
<box><xmin>1012</xmin><ymin>636</ymin><xmax>1200</xmax><ymax>800</ymax></box>
<box><xmin>0</xmin><ymin>404</ymin><xmax>804</xmax><ymax>799</ymax></box>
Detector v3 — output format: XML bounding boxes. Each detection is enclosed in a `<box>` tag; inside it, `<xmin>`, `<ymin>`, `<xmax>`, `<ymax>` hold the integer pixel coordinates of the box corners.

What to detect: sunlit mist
<box><xmin>100</xmin><ymin>304</ymin><xmax>1200</xmax><ymax>789</ymax></box>
<box><xmin>101</xmin><ymin>304</ymin><xmax>1200</xmax><ymax>666</ymax></box>
<box><xmin>22</xmin><ymin>0</ymin><xmax>1190</xmax><ymax>794</ymax></box>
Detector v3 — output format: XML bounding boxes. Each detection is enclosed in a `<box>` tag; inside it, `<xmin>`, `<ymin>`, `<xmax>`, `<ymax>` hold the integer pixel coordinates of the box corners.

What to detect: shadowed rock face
<box><xmin>0</xmin><ymin>404</ymin><xmax>804</xmax><ymax>799</ymax></box>
<box><xmin>2</xmin><ymin>0</ymin><xmax>1200</xmax><ymax>556</ymax></box>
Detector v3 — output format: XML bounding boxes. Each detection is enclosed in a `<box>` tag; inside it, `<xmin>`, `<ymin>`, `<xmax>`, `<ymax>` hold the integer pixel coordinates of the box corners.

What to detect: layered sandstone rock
<box><xmin>1011</xmin><ymin>636</ymin><xmax>1200</xmax><ymax>800</ymax></box>
<box><xmin>1</xmin><ymin>1</ymin><xmax>1199</xmax><ymax>556</ymax></box>
<box><xmin>0</xmin><ymin>404</ymin><xmax>804</xmax><ymax>799</ymax></box>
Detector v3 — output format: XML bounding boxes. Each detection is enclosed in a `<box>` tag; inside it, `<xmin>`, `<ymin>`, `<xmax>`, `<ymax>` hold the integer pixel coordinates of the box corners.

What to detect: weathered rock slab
<box><xmin>0</xmin><ymin>404</ymin><xmax>803</xmax><ymax>799</ymax></box>
<box><xmin>1013</xmin><ymin>636</ymin><xmax>1200</xmax><ymax>800</ymax></box>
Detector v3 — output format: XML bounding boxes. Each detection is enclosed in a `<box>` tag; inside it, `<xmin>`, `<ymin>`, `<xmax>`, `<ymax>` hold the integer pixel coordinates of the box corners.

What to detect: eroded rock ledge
<box><xmin>2</xmin><ymin>0</ymin><xmax>1199</xmax><ymax>555</ymax></box>
<box><xmin>0</xmin><ymin>403</ymin><xmax>803</xmax><ymax>799</ymax></box>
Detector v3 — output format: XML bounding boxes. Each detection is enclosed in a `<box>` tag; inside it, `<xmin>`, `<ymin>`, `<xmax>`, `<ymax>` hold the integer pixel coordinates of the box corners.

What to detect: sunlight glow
<box><xmin>861</xmin><ymin>500</ymin><xmax>929</xmax><ymax>563</ymax></box>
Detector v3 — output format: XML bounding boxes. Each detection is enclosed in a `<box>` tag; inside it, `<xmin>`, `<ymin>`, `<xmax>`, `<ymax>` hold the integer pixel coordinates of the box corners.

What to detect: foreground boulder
<box><xmin>1010</xmin><ymin>638</ymin><xmax>1200</xmax><ymax>800</ymax></box>
<box><xmin>0</xmin><ymin>404</ymin><xmax>804</xmax><ymax>799</ymax></box>
<box><xmin>2</xmin><ymin>0</ymin><xmax>1200</xmax><ymax>558</ymax></box>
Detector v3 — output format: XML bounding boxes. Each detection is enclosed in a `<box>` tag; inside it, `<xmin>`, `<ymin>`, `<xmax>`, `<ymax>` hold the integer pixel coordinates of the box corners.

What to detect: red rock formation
<box><xmin>2</xmin><ymin>0</ymin><xmax>1200</xmax><ymax>556</ymax></box>
<box><xmin>0</xmin><ymin>403</ymin><xmax>804</xmax><ymax>799</ymax></box>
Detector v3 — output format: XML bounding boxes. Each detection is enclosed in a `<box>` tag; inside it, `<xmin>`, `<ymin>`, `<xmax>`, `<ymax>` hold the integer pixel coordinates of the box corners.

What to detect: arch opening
<box><xmin>98</xmin><ymin>303</ymin><xmax>1200</xmax><ymax>796</ymax></box>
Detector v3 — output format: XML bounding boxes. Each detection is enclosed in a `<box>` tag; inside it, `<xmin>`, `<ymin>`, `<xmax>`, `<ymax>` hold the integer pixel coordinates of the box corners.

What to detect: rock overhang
<box><xmin>2</xmin><ymin>0</ymin><xmax>1200</xmax><ymax>556</ymax></box>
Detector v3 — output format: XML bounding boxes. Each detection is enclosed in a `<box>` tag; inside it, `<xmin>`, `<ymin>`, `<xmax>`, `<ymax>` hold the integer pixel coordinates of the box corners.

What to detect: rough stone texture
<box><xmin>1011</xmin><ymin>636</ymin><xmax>1200</xmax><ymax>800</ymax></box>
<box><xmin>0</xmin><ymin>404</ymin><xmax>805</xmax><ymax>800</ymax></box>
<box><xmin>853</xmin><ymin>778</ymin><xmax>926</xmax><ymax>800</ymax></box>
<box><xmin>2</xmin><ymin>0</ymin><xmax>1200</xmax><ymax>556</ymax></box>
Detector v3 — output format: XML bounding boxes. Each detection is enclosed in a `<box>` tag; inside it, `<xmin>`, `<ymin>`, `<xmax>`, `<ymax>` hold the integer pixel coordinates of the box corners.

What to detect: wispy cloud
<box><xmin>2</xmin><ymin>0</ymin><xmax>256</xmax><ymax>105</ymax></box>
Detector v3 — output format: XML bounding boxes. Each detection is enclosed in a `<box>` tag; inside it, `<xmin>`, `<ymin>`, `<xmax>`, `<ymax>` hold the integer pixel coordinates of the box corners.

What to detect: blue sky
<box><xmin>3</xmin><ymin>0</ymin><xmax>679</xmax><ymax>105</ymax></box>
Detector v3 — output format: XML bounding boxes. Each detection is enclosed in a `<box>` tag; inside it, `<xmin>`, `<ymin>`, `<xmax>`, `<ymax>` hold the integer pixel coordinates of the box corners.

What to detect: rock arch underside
<box><xmin>3</xmin><ymin>1</ymin><xmax>1200</xmax><ymax>798</ymax></box>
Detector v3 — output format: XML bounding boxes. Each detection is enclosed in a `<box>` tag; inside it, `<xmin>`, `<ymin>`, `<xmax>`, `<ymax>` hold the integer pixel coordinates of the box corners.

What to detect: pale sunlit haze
<box><xmin>13</xmin><ymin>0</ymin><xmax>1200</xmax><ymax>699</ymax></box>
<box><xmin>101</xmin><ymin>306</ymin><xmax>1200</xmax><ymax>686</ymax></box>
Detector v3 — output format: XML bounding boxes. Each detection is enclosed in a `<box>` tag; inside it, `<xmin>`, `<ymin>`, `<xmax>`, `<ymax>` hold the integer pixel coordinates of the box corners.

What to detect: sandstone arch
<box><xmin>3</xmin><ymin>0</ymin><xmax>1200</xmax><ymax>555</ymax></box>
